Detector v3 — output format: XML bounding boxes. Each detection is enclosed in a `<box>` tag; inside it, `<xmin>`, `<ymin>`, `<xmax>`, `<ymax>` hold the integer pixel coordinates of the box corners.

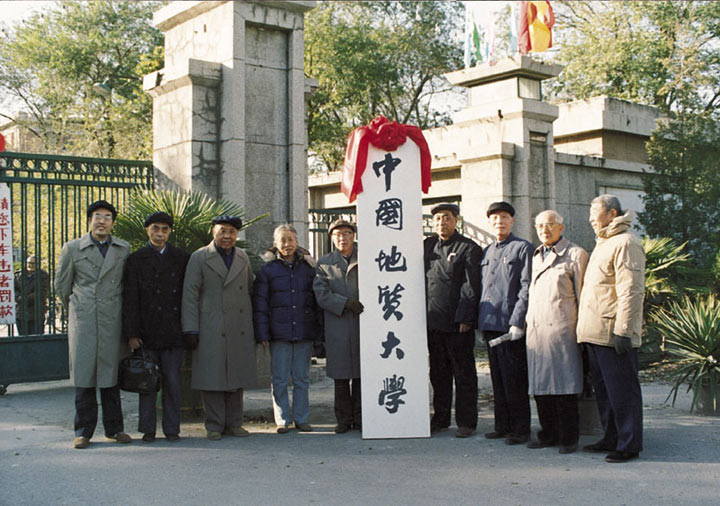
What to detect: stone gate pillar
<box><xmin>144</xmin><ymin>0</ymin><xmax>316</xmax><ymax>247</ymax></box>
<box><xmin>443</xmin><ymin>56</ymin><xmax>562</xmax><ymax>243</ymax></box>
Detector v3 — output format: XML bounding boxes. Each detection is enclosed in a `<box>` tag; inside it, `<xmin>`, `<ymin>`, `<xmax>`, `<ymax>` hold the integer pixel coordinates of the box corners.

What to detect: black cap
<box><xmin>487</xmin><ymin>201</ymin><xmax>515</xmax><ymax>217</ymax></box>
<box><xmin>87</xmin><ymin>200</ymin><xmax>117</xmax><ymax>221</ymax></box>
<box><xmin>430</xmin><ymin>203</ymin><xmax>459</xmax><ymax>216</ymax></box>
<box><xmin>211</xmin><ymin>215</ymin><xmax>242</xmax><ymax>230</ymax></box>
<box><xmin>328</xmin><ymin>219</ymin><xmax>356</xmax><ymax>236</ymax></box>
<box><xmin>144</xmin><ymin>211</ymin><xmax>173</xmax><ymax>228</ymax></box>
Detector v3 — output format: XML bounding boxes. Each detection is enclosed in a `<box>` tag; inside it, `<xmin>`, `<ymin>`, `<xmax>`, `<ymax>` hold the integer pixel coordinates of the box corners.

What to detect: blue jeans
<box><xmin>137</xmin><ymin>348</ymin><xmax>184</xmax><ymax>436</ymax></box>
<box><xmin>270</xmin><ymin>340</ymin><xmax>312</xmax><ymax>426</ymax></box>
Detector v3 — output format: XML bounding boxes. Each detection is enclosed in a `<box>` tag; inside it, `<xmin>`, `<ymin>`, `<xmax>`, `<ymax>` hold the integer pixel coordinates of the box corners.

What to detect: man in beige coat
<box><xmin>181</xmin><ymin>215</ymin><xmax>257</xmax><ymax>440</ymax></box>
<box><xmin>55</xmin><ymin>200</ymin><xmax>131</xmax><ymax>449</ymax></box>
<box><xmin>577</xmin><ymin>195</ymin><xmax>645</xmax><ymax>463</ymax></box>
<box><xmin>526</xmin><ymin>210</ymin><xmax>588</xmax><ymax>454</ymax></box>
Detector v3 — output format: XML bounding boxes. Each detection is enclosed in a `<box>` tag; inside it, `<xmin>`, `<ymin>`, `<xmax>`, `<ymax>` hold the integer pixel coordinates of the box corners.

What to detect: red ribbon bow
<box><xmin>340</xmin><ymin>116</ymin><xmax>432</xmax><ymax>202</ymax></box>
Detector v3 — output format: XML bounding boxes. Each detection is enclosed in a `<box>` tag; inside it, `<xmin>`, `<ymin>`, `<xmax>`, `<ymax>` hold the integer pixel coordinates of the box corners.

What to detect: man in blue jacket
<box><xmin>478</xmin><ymin>201</ymin><xmax>533</xmax><ymax>445</ymax></box>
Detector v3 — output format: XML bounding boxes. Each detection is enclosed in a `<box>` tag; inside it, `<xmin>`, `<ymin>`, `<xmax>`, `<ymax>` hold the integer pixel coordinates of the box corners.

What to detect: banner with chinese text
<box><xmin>356</xmin><ymin>140</ymin><xmax>431</xmax><ymax>439</ymax></box>
<box><xmin>0</xmin><ymin>183</ymin><xmax>15</xmax><ymax>324</ymax></box>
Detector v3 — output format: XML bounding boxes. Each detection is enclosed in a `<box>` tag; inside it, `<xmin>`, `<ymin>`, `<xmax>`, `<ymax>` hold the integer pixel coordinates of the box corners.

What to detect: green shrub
<box><xmin>113</xmin><ymin>186</ymin><xmax>268</xmax><ymax>253</ymax></box>
<box><xmin>651</xmin><ymin>295</ymin><xmax>720</xmax><ymax>414</ymax></box>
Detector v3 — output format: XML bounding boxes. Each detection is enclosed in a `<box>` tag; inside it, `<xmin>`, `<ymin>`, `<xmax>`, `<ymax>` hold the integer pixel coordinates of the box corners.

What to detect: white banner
<box><xmin>357</xmin><ymin>141</ymin><xmax>430</xmax><ymax>439</ymax></box>
<box><xmin>0</xmin><ymin>183</ymin><xmax>15</xmax><ymax>324</ymax></box>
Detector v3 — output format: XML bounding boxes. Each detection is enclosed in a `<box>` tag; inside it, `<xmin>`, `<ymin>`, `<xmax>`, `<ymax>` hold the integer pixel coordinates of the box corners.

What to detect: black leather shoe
<box><xmin>334</xmin><ymin>424</ymin><xmax>351</xmax><ymax>434</ymax></box>
<box><xmin>484</xmin><ymin>431</ymin><xmax>507</xmax><ymax>439</ymax></box>
<box><xmin>142</xmin><ymin>433</ymin><xmax>156</xmax><ymax>443</ymax></box>
<box><xmin>559</xmin><ymin>443</ymin><xmax>578</xmax><ymax>454</ymax></box>
<box><xmin>583</xmin><ymin>442</ymin><xmax>615</xmax><ymax>453</ymax></box>
<box><xmin>166</xmin><ymin>434</ymin><xmax>180</xmax><ymax>442</ymax></box>
<box><xmin>605</xmin><ymin>451</ymin><xmax>639</xmax><ymax>463</ymax></box>
<box><xmin>431</xmin><ymin>424</ymin><xmax>449</xmax><ymax>434</ymax></box>
<box><xmin>455</xmin><ymin>427</ymin><xmax>476</xmax><ymax>438</ymax></box>
<box><xmin>527</xmin><ymin>439</ymin><xmax>555</xmax><ymax>449</ymax></box>
<box><xmin>505</xmin><ymin>434</ymin><xmax>529</xmax><ymax>445</ymax></box>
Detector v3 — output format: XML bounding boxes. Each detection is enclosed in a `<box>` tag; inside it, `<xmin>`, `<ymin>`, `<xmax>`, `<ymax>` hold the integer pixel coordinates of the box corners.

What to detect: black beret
<box><xmin>144</xmin><ymin>211</ymin><xmax>173</xmax><ymax>228</ymax></box>
<box><xmin>486</xmin><ymin>201</ymin><xmax>515</xmax><ymax>217</ymax></box>
<box><xmin>87</xmin><ymin>200</ymin><xmax>117</xmax><ymax>221</ymax></box>
<box><xmin>430</xmin><ymin>203</ymin><xmax>459</xmax><ymax>216</ymax></box>
<box><xmin>328</xmin><ymin>219</ymin><xmax>356</xmax><ymax>236</ymax></box>
<box><xmin>211</xmin><ymin>215</ymin><xmax>242</xmax><ymax>230</ymax></box>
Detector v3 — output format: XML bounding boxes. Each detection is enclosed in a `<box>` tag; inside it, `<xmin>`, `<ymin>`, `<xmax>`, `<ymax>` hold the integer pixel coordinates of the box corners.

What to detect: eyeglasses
<box><xmin>332</xmin><ymin>231</ymin><xmax>354</xmax><ymax>238</ymax></box>
<box><xmin>535</xmin><ymin>223</ymin><xmax>560</xmax><ymax>229</ymax></box>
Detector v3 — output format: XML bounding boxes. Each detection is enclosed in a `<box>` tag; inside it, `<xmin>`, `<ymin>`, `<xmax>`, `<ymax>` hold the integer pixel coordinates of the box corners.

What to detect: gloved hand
<box><xmin>613</xmin><ymin>334</ymin><xmax>632</xmax><ymax>355</ymax></box>
<box><xmin>184</xmin><ymin>333</ymin><xmax>199</xmax><ymax>350</ymax></box>
<box><xmin>344</xmin><ymin>299</ymin><xmax>364</xmax><ymax>315</ymax></box>
<box><xmin>509</xmin><ymin>325</ymin><xmax>525</xmax><ymax>341</ymax></box>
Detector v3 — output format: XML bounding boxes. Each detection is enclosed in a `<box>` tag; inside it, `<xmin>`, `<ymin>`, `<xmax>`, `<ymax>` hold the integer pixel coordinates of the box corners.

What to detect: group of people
<box><xmin>425</xmin><ymin>196</ymin><xmax>645</xmax><ymax>464</ymax></box>
<box><xmin>55</xmin><ymin>194</ymin><xmax>645</xmax><ymax>465</ymax></box>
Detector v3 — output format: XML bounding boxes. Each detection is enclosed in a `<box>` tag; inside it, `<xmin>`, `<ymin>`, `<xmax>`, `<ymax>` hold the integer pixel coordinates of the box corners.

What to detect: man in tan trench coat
<box><xmin>525</xmin><ymin>210</ymin><xmax>588</xmax><ymax>454</ymax></box>
<box><xmin>55</xmin><ymin>200</ymin><xmax>132</xmax><ymax>449</ymax></box>
<box><xmin>182</xmin><ymin>215</ymin><xmax>257</xmax><ymax>440</ymax></box>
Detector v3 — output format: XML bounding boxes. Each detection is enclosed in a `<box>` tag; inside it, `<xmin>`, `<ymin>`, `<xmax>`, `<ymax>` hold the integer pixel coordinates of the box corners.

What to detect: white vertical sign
<box><xmin>0</xmin><ymin>183</ymin><xmax>15</xmax><ymax>324</ymax></box>
<box><xmin>357</xmin><ymin>142</ymin><xmax>430</xmax><ymax>439</ymax></box>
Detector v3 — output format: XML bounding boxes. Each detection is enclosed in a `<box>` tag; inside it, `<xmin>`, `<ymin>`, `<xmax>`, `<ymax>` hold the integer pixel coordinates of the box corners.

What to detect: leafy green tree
<box><xmin>551</xmin><ymin>1</ymin><xmax>720</xmax><ymax>264</ymax></box>
<box><xmin>0</xmin><ymin>1</ymin><xmax>162</xmax><ymax>159</ymax></box>
<box><xmin>305</xmin><ymin>1</ymin><xmax>464</xmax><ymax>171</ymax></box>
<box><xmin>640</xmin><ymin>114</ymin><xmax>720</xmax><ymax>263</ymax></box>
<box><xmin>550</xmin><ymin>1</ymin><xmax>720</xmax><ymax>114</ymax></box>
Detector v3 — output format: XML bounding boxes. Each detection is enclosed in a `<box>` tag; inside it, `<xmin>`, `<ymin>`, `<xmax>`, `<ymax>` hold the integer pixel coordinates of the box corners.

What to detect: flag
<box><xmin>518</xmin><ymin>1</ymin><xmax>555</xmax><ymax>54</ymax></box>
<box><xmin>464</xmin><ymin>2</ymin><xmax>503</xmax><ymax>67</ymax></box>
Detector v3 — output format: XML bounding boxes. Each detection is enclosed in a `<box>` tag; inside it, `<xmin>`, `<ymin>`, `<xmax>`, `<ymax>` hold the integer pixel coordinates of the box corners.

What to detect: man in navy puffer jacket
<box><xmin>253</xmin><ymin>225</ymin><xmax>322</xmax><ymax>433</ymax></box>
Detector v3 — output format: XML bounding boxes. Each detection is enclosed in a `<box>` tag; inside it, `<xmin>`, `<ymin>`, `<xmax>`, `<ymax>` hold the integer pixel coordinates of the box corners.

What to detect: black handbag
<box><xmin>118</xmin><ymin>349</ymin><xmax>162</xmax><ymax>394</ymax></box>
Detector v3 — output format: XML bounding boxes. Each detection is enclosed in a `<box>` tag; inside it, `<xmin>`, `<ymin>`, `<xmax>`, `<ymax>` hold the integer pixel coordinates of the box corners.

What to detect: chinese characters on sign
<box><xmin>357</xmin><ymin>141</ymin><xmax>430</xmax><ymax>439</ymax></box>
<box><xmin>0</xmin><ymin>184</ymin><xmax>15</xmax><ymax>324</ymax></box>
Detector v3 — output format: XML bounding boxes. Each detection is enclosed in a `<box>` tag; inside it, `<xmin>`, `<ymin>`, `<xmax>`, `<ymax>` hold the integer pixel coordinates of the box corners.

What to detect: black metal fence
<box><xmin>0</xmin><ymin>151</ymin><xmax>153</xmax><ymax>390</ymax></box>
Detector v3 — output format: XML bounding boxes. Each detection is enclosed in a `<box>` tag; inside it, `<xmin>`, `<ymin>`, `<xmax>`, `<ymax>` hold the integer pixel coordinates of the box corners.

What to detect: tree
<box><xmin>550</xmin><ymin>1</ymin><xmax>720</xmax><ymax>114</ymax></box>
<box><xmin>0</xmin><ymin>1</ymin><xmax>162</xmax><ymax>159</ymax></box>
<box><xmin>305</xmin><ymin>1</ymin><xmax>464</xmax><ymax>171</ymax></box>
<box><xmin>640</xmin><ymin>113</ymin><xmax>720</xmax><ymax>264</ymax></box>
<box><xmin>550</xmin><ymin>1</ymin><xmax>720</xmax><ymax>264</ymax></box>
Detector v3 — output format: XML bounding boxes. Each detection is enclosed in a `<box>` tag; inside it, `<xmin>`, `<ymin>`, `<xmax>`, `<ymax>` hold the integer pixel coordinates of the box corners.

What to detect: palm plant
<box><xmin>651</xmin><ymin>295</ymin><xmax>720</xmax><ymax>415</ymax></box>
<box><xmin>643</xmin><ymin>237</ymin><xmax>691</xmax><ymax>302</ymax></box>
<box><xmin>113</xmin><ymin>186</ymin><xmax>268</xmax><ymax>252</ymax></box>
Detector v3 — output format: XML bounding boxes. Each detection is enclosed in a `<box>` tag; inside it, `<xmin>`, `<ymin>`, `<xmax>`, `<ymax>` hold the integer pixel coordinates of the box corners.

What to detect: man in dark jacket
<box><xmin>123</xmin><ymin>211</ymin><xmax>190</xmax><ymax>443</ymax></box>
<box><xmin>424</xmin><ymin>203</ymin><xmax>482</xmax><ymax>438</ymax></box>
<box><xmin>478</xmin><ymin>201</ymin><xmax>533</xmax><ymax>445</ymax></box>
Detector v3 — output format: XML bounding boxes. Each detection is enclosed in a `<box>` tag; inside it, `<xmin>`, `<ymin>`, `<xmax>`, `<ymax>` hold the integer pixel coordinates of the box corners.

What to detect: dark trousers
<box><xmin>428</xmin><ymin>329</ymin><xmax>478</xmax><ymax>429</ymax></box>
<box><xmin>138</xmin><ymin>348</ymin><xmax>184</xmax><ymax>436</ymax></box>
<box><xmin>586</xmin><ymin>343</ymin><xmax>643</xmax><ymax>453</ymax></box>
<box><xmin>534</xmin><ymin>394</ymin><xmax>579</xmax><ymax>446</ymax></box>
<box><xmin>201</xmin><ymin>389</ymin><xmax>244</xmax><ymax>432</ymax></box>
<box><xmin>74</xmin><ymin>385</ymin><xmax>124</xmax><ymax>439</ymax></box>
<box><xmin>334</xmin><ymin>378</ymin><xmax>361</xmax><ymax>427</ymax></box>
<box><xmin>485</xmin><ymin>331</ymin><xmax>530</xmax><ymax>437</ymax></box>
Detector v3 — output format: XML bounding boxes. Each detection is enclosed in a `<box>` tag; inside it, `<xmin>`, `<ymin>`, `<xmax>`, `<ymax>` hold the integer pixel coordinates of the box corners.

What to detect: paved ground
<box><xmin>1</xmin><ymin>363</ymin><xmax>718</xmax><ymax>506</ymax></box>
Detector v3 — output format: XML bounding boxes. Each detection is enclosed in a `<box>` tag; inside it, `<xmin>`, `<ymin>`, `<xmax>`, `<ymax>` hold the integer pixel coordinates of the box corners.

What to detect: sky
<box><xmin>0</xmin><ymin>1</ymin><xmax>57</xmax><ymax>24</ymax></box>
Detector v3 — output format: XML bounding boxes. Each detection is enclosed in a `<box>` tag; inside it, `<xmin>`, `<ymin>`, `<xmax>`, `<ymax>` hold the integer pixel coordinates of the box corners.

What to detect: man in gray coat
<box><xmin>55</xmin><ymin>200</ymin><xmax>132</xmax><ymax>449</ymax></box>
<box><xmin>313</xmin><ymin>219</ymin><xmax>363</xmax><ymax>433</ymax></box>
<box><xmin>182</xmin><ymin>215</ymin><xmax>257</xmax><ymax>441</ymax></box>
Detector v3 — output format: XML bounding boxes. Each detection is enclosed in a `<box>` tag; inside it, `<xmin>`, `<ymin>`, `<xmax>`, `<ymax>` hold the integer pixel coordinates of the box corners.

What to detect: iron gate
<box><xmin>0</xmin><ymin>151</ymin><xmax>154</xmax><ymax>393</ymax></box>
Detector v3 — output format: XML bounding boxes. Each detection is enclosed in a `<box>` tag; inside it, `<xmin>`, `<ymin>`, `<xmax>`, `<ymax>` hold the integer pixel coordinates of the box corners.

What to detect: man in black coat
<box><xmin>424</xmin><ymin>203</ymin><xmax>482</xmax><ymax>438</ymax></box>
<box><xmin>123</xmin><ymin>212</ymin><xmax>190</xmax><ymax>443</ymax></box>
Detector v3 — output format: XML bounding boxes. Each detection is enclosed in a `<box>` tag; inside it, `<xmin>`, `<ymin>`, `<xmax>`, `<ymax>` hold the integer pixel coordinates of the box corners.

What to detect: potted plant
<box><xmin>651</xmin><ymin>295</ymin><xmax>720</xmax><ymax>415</ymax></box>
